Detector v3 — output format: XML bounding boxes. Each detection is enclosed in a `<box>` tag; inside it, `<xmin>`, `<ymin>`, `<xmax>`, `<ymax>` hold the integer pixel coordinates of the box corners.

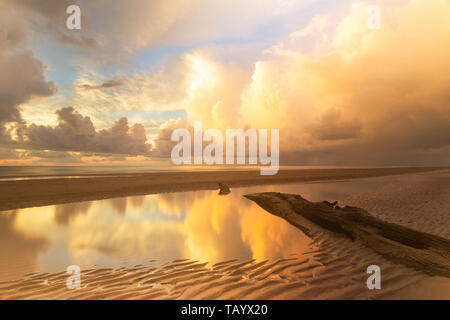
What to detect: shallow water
<box><xmin>0</xmin><ymin>177</ymin><xmax>390</xmax><ymax>282</ymax></box>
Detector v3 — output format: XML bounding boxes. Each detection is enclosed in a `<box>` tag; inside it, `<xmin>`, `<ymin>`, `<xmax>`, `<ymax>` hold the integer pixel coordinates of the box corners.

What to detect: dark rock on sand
<box><xmin>218</xmin><ymin>182</ymin><xmax>231</xmax><ymax>195</ymax></box>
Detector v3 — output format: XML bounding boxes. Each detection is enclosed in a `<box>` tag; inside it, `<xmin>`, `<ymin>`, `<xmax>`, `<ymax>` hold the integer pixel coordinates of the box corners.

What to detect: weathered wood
<box><xmin>244</xmin><ymin>192</ymin><xmax>450</xmax><ymax>277</ymax></box>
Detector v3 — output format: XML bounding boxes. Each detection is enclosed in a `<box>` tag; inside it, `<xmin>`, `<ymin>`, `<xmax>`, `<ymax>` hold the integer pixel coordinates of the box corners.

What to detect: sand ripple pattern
<box><xmin>1</xmin><ymin>236</ymin><xmax>448</xmax><ymax>300</ymax></box>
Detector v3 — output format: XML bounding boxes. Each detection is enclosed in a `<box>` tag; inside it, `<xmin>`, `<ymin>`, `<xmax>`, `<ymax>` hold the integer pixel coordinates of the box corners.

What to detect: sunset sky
<box><xmin>0</xmin><ymin>0</ymin><xmax>449</xmax><ymax>166</ymax></box>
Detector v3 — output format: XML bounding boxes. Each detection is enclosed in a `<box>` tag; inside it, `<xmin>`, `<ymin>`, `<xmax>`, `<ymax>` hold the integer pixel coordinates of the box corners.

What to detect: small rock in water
<box><xmin>218</xmin><ymin>182</ymin><xmax>231</xmax><ymax>195</ymax></box>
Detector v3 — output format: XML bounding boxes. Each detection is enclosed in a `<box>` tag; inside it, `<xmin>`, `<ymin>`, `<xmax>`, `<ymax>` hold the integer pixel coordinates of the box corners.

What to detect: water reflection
<box><xmin>0</xmin><ymin>212</ymin><xmax>49</xmax><ymax>280</ymax></box>
<box><xmin>54</xmin><ymin>202</ymin><xmax>93</xmax><ymax>226</ymax></box>
<box><xmin>0</xmin><ymin>177</ymin><xmax>389</xmax><ymax>281</ymax></box>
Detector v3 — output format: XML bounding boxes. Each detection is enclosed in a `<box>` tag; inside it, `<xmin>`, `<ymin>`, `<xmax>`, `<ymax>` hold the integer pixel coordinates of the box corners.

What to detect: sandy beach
<box><xmin>0</xmin><ymin>167</ymin><xmax>449</xmax><ymax>300</ymax></box>
<box><xmin>0</xmin><ymin>167</ymin><xmax>446</xmax><ymax>211</ymax></box>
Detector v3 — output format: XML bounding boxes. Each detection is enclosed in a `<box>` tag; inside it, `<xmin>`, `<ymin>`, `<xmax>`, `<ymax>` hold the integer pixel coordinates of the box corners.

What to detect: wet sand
<box><xmin>0</xmin><ymin>167</ymin><xmax>446</xmax><ymax>211</ymax></box>
<box><xmin>0</xmin><ymin>169</ymin><xmax>449</xmax><ymax>299</ymax></box>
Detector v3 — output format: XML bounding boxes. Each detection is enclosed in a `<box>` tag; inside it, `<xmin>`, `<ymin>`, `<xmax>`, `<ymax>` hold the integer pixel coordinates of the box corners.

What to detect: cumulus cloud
<box><xmin>151</xmin><ymin>119</ymin><xmax>189</xmax><ymax>158</ymax></box>
<box><xmin>182</xmin><ymin>53</ymin><xmax>251</xmax><ymax>129</ymax></box>
<box><xmin>179</xmin><ymin>0</ymin><xmax>450</xmax><ymax>165</ymax></box>
<box><xmin>7</xmin><ymin>0</ymin><xmax>99</xmax><ymax>50</ymax></box>
<box><xmin>0</xmin><ymin>4</ymin><xmax>56</xmax><ymax>143</ymax></box>
<box><xmin>23</xmin><ymin>107</ymin><xmax>152</xmax><ymax>155</ymax></box>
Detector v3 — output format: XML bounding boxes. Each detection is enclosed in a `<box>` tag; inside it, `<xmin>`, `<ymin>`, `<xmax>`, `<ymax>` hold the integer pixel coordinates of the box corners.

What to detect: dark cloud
<box><xmin>0</xmin><ymin>6</ymin><xmax>57</xmax><ymax>142</ymax></box>
<box><xmin>23</xmin><ymin>107</ymin><xmax>152</xmax><ymax>155</ymax></box>
<box><xmin>75</xmin><ymin>80</ymin><xmax>124</xmax><ymax>91</ymax></box>
<box><xmin>0</xmin><ymin>50</ymin><xmax>57</xmax><ymax>112</ymax></box>
<box><xmin>0</xmin><ymin>8</ymin><xmax>27</xmax><ymax>50</ymax></box>
<box><xmin>6</xmin><ymin>0</ymin><xmax>98</xmax><ymax>50</ymax></box>
<box><xmin>10</xmin><ymin>0</ymin><xmax>77</xmax><ymax>22</ymax></box>
<box><xmin>310</xmin><ymin>108</ymin><xmax>362</xmax><ymax>141</ymax></box>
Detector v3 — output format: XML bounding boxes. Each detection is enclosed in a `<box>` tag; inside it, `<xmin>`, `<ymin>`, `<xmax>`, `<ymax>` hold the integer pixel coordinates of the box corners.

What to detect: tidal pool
<box><xmin>0</xmin><ymin>177</ymin><xmax>389</xmax><ymax>281</ymax></box>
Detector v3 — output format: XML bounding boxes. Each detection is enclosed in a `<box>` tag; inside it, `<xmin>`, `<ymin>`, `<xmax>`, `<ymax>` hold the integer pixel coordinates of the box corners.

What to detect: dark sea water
<box><xmin>0</xmin><ymin>165</ymin><xmax>374</xmax><ymax>179</ymax></box>
<box><xmin>0</xmin><ymin>166</ymin><xmax>168</xmax><ymax>177</ymax></box>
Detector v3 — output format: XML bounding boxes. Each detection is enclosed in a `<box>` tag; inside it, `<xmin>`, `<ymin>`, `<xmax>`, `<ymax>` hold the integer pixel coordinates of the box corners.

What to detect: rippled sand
<box><xmin>1</xmin><ymin>241</ymin><xmax>447</xmax><ymax>299</ymax></box>
<box><xmin>1</xmin><ymin>170</ymin><xmax>449</xmax><ymax>299</ymax></box>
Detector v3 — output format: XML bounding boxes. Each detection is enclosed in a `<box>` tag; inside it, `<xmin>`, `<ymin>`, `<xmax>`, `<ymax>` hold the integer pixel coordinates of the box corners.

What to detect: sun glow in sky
<box><xmin>0</xmin><ymin>0</ymin><xmax>449</xmax><ymax>166</ymax></box>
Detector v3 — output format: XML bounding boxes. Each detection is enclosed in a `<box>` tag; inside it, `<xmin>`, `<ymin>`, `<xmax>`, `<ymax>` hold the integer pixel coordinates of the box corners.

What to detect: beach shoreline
<box><xmin>0</xmin><ymin>166</ymin><xmax>448</xmax><ymax>211</ymax></box>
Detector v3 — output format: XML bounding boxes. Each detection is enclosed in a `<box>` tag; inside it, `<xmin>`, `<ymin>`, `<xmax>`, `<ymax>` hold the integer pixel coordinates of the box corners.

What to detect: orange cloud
<box><xmin>182</xmin><ymin>0</ymin><xmax>450</xmax><ymax>165</ymax></box>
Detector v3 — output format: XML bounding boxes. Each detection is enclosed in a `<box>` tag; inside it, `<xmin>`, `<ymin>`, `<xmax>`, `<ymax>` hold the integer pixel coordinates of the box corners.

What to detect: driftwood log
<box><xmin>244</xmin><ymin>192</ymin><xmax>450</xmax><ymax>278</ymax></box>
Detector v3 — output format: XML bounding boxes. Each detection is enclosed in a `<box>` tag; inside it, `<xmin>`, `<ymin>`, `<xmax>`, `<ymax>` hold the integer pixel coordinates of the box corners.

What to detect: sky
<box><xmin>0</xmin><ymin>0</ymin><xmax>449</xmax><ymax>166</ymax></box>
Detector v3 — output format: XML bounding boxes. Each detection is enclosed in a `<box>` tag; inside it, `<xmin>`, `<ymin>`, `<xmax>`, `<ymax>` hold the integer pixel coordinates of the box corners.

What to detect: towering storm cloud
<box><xmin>182</xmin><ymin>0</ymin><xmax>450</xmax><ymax>165</ymax></box>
